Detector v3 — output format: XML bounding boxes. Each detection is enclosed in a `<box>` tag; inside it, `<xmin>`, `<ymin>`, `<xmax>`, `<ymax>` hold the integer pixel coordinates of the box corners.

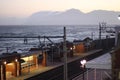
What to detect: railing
<box><xmin>103</xmin><ymin>71</ymin><xmax>112</xmax><ymax>80</ymax></box>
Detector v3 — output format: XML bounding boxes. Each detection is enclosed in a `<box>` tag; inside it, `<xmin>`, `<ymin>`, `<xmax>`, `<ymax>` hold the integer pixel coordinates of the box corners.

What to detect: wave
<box><xmin>0</xmin><ymin>25</ymin><xmax>114</xmax><ymax>54</ymax></box>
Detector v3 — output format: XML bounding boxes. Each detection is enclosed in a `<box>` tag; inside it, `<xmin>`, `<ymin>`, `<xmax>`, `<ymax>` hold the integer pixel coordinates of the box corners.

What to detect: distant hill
<box><xmin>25</xmin><ymin>9</ymin><xmax>120</xmax><ymax>25</ymax></box>
<box><xmin>0</xmin><ymin>9</ymin><xmax>120</xmax><ymax>25</ymax></box>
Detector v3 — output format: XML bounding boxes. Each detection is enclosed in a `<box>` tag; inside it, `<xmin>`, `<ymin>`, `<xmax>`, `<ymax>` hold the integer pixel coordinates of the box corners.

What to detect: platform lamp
<box><xmin>80</xmin><ymin>59</ymin><xmax>87</xmax><ymax>80</ymax></box>
<box><xmin>118</xmin><ymin>15</ymin><xmax>120</xmax><ymax>20</ymax></box>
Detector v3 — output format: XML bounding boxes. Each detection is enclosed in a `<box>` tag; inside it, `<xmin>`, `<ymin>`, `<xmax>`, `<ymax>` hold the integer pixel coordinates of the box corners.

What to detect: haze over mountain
<box><xmin>0</xmin><ymin>9</ymin><xmax>120</xmax><ymax>25</ymax></box>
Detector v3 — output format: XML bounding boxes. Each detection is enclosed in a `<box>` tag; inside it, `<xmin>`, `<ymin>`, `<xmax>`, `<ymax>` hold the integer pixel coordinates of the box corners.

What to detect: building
<box><xmin>112</xmin><ymin>47</ymin><xmax>120</xmax><ymax>80</ymax></box>
<box><xmin>0</xmin><ymin>53</ymin><xmax>20</xmax><ymax>80</ymax></box>
<box><xmin>0</xmin><ymin>49</ymin><xmax>46</xmax><ymax>80</ymax></box>
<box><xmin>112</xmin><ymin>26</ymin><xmax>120</xmax><ymax>80</ymax></box>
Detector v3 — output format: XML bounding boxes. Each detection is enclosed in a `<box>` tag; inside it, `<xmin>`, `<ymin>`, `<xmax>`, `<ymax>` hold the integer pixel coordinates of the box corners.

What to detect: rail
<box><xmin>0</xmin><ymin>36</ymin><xmax>63</xmax><ymax>38</ymax></box>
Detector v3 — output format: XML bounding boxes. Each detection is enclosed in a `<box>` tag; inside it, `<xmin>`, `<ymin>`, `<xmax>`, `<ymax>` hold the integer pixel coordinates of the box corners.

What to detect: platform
<box><xmin>8</xmin><ymin>49</ymin><xmax>102</xmax><ymax>80</ymax></box>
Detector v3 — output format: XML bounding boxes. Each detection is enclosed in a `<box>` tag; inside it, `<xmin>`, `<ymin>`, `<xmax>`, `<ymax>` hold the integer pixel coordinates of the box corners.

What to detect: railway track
<box><xmin>25</xmin><ymin>49</ymin><xmax>110</xmax><ymax>80</ymax></box>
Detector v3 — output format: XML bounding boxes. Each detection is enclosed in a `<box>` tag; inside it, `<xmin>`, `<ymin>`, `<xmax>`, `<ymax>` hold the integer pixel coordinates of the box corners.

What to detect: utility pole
<box><xmin>99</xmin><ymin>23</ymin><xmax>102</xmax><ymax>48</ymax></box>
<box><xmin>6</xmin><ymin>47</ymin><xmax>9</xmax><ymax>53</ymax></box>
<box><xmin>63</xmin><ymin>27</ymin><xmax>67</xmax><ymax>80</ymax></box>
<box><xmin>99</xmin><ymin>22</ymin><xmax>107</xmax><ymax>39</ymax></box>
<box><xmin>91</xmin><ymin>32</ymin><xmax>94</xmax><ymax>40</ymax></box>
<box><xmin>99</xmin><ymin>22</ymin><xmax>107</xmax><ymax>48</ymax></box>
<box><xmin>99</xmin><ymin>23</ymin><xmax>102</xmax><ymax>40</ymax></box>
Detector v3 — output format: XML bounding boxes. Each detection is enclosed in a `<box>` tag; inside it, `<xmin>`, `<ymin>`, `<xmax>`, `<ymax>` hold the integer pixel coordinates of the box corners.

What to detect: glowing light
<box><xmin>7</xmin><ymin>63</ymin><xmax>13</xmax><ymax>65</ymax></box>
<box><xmin>118</xmin><ymin>15</ymin><xmax>120</xmax><ymax>20</ymax></box>
<box><xmin>80</xmin><ymin>59</ymin><xmax>87</xmax><ymax>67</ymax></box>
<box><xmin>21</xmin><ymin>56</ymin><xmax>33</xmax><ymax>62</ymax></box>
<box><xmin>73</xmin><ymin>46</ymin><xmax>76</xmax><ymax>49</ymax></box>
<box><xmin>15</xmin><ymin>59</ymin><xmax>18</xmax><ymax>62</ymax></box>
<box><xmin>4</xmin><ymin>61</ymin><xmax>7</xmax><ymax>65</ymax></box>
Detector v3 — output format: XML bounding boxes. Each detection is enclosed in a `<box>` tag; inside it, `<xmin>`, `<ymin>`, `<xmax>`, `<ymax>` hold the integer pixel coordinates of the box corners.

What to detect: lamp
<box><xmin>118</xmin><ymin>15</ymin><xmax>120</xmax><ymax>20</ymax></box>
<box><xmin>70</xmin><ymin>47</ymin><xmax>73</xmax><ymax>50</ymax></box>
<box><xmin>4</xmin><ymin>61</ymin><xmax>7</xmax><ymax>65</ymax></box>
<box><xmin>81</xmin><ymin>59</ymin><xmax>86</xmax><ymax>68</ymax></box>
<box><xmin>80</xmin><ymin>59</ymin><xmax>87</xmax><ymax>80</ymax></box>
<box><xmin>15</xmin><ymin>59</ymin><xmax>18</xmax><ymax>62</ymax></box>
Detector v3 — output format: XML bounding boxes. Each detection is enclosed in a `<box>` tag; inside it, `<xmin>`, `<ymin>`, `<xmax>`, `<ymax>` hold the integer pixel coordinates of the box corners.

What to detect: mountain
<box><xmin>0</xmin><ymin>9</ymin><xmax>120</xmax><ymax>25</ymax></box>
<box><xmin>25</xmin><ymin>9</ymin><xmax>120</xmax><ymax>25</ymax></box>
<box><xmin>25</xmin><ymin>9</ymin><xmax>86</xmax><ymax>25</ymax></box>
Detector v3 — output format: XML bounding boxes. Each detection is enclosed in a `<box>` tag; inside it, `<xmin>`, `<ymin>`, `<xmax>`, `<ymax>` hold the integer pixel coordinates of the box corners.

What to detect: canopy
<box><xmin>86</xmin><ymin>53</ymin><xmax>111</xmax><ymax>69</ymax></box>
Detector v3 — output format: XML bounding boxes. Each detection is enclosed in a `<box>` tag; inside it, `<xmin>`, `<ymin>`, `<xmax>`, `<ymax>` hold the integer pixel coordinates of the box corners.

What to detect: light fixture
<box><xmin>73</xmin><ymin>46</ymin><xmax>75</xmax><ymax>49</ymax></box>
<box><xmin>4</xmin><ymin>61</ymin><xmax>7</xmax><ymax>65</ymax></box>
<box><xmin>80</xmin><ymin>59</ymin><xmax>87</xmax><ymax>68</ymax></box>
<box><xmin>118</xmin><ymin>15</ymin><xmax>120</xmax><ymax>20</ymax></box>
<box><xmin>80</xmin><ymin>59</ymin><xmax>87</xmax><ymax>80</ymax></box>
<box><xmin>70</xmin><ymin>47</ymin><xmax>73</xmax><ymax>50</ymax></box>
<box><xmin>15</xmin><ymin>59</ymin><xmax>18</xmax><ymax>62</ymax></box>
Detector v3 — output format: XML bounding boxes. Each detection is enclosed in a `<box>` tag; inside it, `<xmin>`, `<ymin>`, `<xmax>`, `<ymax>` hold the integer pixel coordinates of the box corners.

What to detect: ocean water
<box><xmin>0</xmin><ymin>25</ymin><xmax>111</xmax><ymax>54</ymax></box>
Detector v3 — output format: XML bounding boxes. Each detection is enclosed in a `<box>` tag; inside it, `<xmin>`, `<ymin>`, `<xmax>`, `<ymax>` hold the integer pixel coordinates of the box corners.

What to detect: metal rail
<box><xmin>0</xmin><ymin>36</ymin><xmax>63</xmax><ymax>38</ymax></box>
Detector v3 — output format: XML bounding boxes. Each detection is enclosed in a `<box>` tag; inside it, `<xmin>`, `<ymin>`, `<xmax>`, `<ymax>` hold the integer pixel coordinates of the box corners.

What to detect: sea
<box><xmin>0</xmin><ymin>25</ymin><xmax>114</xmax><ymax>54</ymax></box>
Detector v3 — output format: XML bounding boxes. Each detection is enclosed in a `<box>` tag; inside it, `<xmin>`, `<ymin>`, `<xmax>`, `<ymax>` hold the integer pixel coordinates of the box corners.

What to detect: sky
<box><xmin>0</xmin><ymin>0</ymin><xmax>120</xmax><ymax>18</ymax></box>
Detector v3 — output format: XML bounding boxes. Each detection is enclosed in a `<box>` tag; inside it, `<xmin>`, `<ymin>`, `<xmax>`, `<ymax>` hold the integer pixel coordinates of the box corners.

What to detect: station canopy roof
<box><xmin>115</xmin><ymin>26</ymin><xmax>120</xmax><ymax>32</ymax></box>
<box><xmin>86</xmin><ymin>53</ymin><xmax>111</xmax><ymax>69</ymax></box>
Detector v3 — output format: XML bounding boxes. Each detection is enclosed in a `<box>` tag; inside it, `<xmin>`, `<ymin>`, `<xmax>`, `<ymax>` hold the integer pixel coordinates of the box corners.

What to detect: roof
<box><xmin>0</xmin><ymin>53</ymin><xmax>20</xmax><ymax>59</ymax></box>
<box><xmin>0</xmin><ymin>50</ymin><xmax>42</xmax><ymax>59</ymax></box>
<box><xmin>86</xmin><ymin>53</ymin><xmax>111</xmax><ymax>69</ymax></box>
<box><xmin>0</xmin><ymin>53</ymin><xmax>20</xmax><ymax>64</ymax></box>
<box><xmin>115</xmin><ymin>26</ymin><xmax>120</xmax><ymax>32</ymax></box>
<box><xmin>20</xmin><ymin>50</ymin><xmax>42</xmax><ymax>57</ymax></box>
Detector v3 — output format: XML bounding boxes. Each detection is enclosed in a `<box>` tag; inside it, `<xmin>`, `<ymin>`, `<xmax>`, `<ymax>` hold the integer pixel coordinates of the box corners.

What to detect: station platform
<box><xmin>8</xmin><ymin>49</ymin><xmax>102</xmax><ymax>80</ymax></box>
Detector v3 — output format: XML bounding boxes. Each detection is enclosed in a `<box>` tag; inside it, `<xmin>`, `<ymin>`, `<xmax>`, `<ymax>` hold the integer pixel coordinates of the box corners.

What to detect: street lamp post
<box><xmin>80</xmin><ymin>59</ymin><xmax>87</xmax><ymax>80</ymax></box>
<box><xmin>63</xmin><ymin>27</ymin><xmax>67</xmax><ymax>80</ymax></box>
<box><xmin>115</xmin><ymin>15</ymin><xmax>120</xmax><ymax>47</ymax></box>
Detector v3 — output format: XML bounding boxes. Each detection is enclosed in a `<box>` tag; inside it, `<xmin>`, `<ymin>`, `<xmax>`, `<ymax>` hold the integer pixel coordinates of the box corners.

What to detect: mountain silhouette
<box><xmin>0</xmin><ymin>9</ymin><xmax>120</xmax><ymax>25</ymax></box>
<box><xmin>25</xmin><ymin>9</ymin><xmax>120</xmax><ymax>25</ymax></box>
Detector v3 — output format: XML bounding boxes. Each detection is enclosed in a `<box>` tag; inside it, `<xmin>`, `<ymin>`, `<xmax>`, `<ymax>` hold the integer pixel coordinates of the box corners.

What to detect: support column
<box><xmin>87</xmin><ymin>68</ymin><xmax>88</xmax><ymax>80</ymax></box>
<box><xmin>33</xmin><ymin>55</ymin><xmax>38</xmax><ymax>68</ymax></box>
<box><xmin>0</xmin><ymin>65</ymin><xmax>1</xmax><ymax>80</ymax></box>
<box><xmin>2</xmin><ymin>64</ymin><xmax>6</xmax><ymax>80</ymax></box>
<box><xmin>18</xmin><ymin>61</ymin><xmax>21</xmax><ymax>76</ymax></box>
<box><xmin>42</xmin><ymin>52</ymin><xmax>47</xmax><ymax>66</ymax></box>
<box><xmin>117</xmin><ymin>33</ymin><xmax>120</xmax><ymax>47</ymax></box>
<box><xmin>101</xmin><ymin>69</ymin><xmax>102</xmax><ymax>80</ymax></box>
<box><xmin>13</xmin><ymin>62</ymin><xmax>17</xmax><ymax>77</ymax></box>
<box><xmin>94</xmin><ymin>68</ymin><xmax>96</xmax><ymax>80</ymax></box>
